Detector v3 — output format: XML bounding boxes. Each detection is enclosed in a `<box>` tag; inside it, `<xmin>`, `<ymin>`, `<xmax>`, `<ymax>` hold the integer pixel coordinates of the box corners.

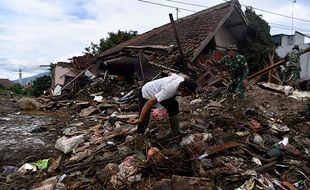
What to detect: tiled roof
<box><xmin>0</xmin><ymin>79</ymin><xmax>15</xmax><ymax>88</ymax></box>
<box><xmin>99</xmin><ymin>0</ymin><xmax>241</xmax><ymax>65</ymax></box>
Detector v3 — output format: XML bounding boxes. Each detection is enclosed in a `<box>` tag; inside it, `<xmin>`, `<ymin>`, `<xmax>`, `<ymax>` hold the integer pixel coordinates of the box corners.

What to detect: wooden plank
<box><xmin>169</xmin><ymin>13</ymin><xmax>188</xmax><ymax>74</ymax></box>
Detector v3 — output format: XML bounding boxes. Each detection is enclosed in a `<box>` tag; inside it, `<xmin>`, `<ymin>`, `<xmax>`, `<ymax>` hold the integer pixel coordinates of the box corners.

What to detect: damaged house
<box><xmin>97</xmin><ymin>0</ymin><xmax>249</xmax><ymax>86</ymax></box>
<box><xmin>51</xmin><ymin>54</ymin><xmax>97</xmax><ymax>95</ymax></box>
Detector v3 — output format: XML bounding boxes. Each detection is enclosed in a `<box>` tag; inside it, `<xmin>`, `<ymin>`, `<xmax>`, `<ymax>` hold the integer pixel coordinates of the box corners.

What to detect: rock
<box><xmin>97</xmin><ymin>163</ymin><xmax>118</xmax><ymax>184</ymax></box>
<box><xmin>17</xmin><ymin>98</ymin><xmax>42</xmax><ymax>110</ymax></box>
<box><xmin>171</xmin><ymin>175</ymin><xmax>214</xmax><ymax>190</ymax></box>
<box><xmin>253</xmin><ymin>133</ymin><xmax>264</xmax><ymax>145</ymax></box>
<box><xmin>55</xmin><ymin>135</ymin><xmax>85</xmax><ymax>154</ymax></box>
<box><xmin>30</xmin><ymin>126</ymin><xmax>47</xmax><ymax>133</ymax></box>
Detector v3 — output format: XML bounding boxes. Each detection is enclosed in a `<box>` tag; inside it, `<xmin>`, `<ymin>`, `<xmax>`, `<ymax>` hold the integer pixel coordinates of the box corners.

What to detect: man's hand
<box><xmin>242</xmin><ymin>80</ymin><xmax>248</xmax><ymax>86</ymax></box>
<box><xmin>127</xmin><ymin>118</ymin><xmax>141</xmax><ymax>125</ymax></box>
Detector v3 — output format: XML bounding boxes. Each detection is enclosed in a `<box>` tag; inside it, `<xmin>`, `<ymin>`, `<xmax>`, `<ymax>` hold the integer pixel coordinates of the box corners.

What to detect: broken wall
<box><xmin>54</xmin><ymin>65</ymin><xmax>76</xmax><ymax>87</ymax></box>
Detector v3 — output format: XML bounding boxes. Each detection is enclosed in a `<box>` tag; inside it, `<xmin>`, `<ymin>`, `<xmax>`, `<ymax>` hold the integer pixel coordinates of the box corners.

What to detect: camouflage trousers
<box><xmin>228</xmin><ymin>79</ymin><xmax>246</xmax><ymax>94</ymax></box>
<box><xmin>225</xmin><ymin>79</ymin><xmax>246</xmax><ymax>112</ymax></box>
<box><xmin>284</xmin><ymin>67</ymin><xmax>301</xmax><ymax>89</ymax></box>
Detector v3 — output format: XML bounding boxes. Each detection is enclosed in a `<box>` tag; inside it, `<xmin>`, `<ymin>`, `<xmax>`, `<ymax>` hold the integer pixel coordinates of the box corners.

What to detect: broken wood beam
<box><xmin>169</xmin><ymin>13</ymin><xmax>188</xmax><ymax>74</ymax></box>
<box><xmin>249</xmin><ymin>59</ymin><xmax>286</xmax><ymax>80</ymax></box>
<box><xmin>249</xmin><ymin>47</ymin><xmax>310</xmax><ymax>81</ymax></box>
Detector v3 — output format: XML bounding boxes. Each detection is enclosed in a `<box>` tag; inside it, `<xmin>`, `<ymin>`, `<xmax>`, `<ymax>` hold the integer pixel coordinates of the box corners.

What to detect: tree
<box><xmin>238</xmin><ymin>8</ymin><xmax>275</xmax><ymax>74</ymax></box>
<box><xmin>84</xmin><ymin>30</ymin><xmax>138</xmax><ymax>55</ymax></box>
<box><xmin>32</xmin><ymin>75</ymin><xmax>51</xmax><ymax>97</ymax></box>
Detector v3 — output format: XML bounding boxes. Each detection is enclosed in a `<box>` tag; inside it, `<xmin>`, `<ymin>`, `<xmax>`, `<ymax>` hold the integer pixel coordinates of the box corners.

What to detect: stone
<box><xmin>17</xmin><ymin>98</ymin><xmax>42</xmax><ymax>110</ymax></box>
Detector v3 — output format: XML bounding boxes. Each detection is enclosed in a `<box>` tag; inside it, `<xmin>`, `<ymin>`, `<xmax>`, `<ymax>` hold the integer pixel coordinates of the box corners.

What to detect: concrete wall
<box><xmin>214</xmin><ymin>27</ymin><xmax>236</xmax><ymax>48</ymax></box>
<box><xmin>280</xmin><ymin>32</ymin><xmax>305</xmax><ymax>46</ymax></box>
<box><xmin>276</xmin><ymin>44</ymin><xmax>310</xmax><ymax>80</ymax></box>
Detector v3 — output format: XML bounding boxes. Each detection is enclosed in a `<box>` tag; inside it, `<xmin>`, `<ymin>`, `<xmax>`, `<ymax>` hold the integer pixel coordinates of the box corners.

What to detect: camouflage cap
<box><xmin>292</xmin><ymin>45</ymin><xmax>299</xmax><ymax>50</ymax></box>
<box><xmin>228</xmin><ymin>44</ymin><xmax>238</xmax><ymax>51</ymax></box>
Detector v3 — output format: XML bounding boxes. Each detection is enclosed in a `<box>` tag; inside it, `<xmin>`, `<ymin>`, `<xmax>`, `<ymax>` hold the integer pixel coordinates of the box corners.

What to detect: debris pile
<box><xmin>1</xmin><ymin>77</ymin><xmax>309</xmax><ymax>190</ymax></box>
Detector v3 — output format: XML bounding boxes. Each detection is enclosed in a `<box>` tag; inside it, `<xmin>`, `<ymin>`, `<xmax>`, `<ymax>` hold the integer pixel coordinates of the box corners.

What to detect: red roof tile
<box><xmin>99</xmin><ymin>0</ymin><xmax>241</xmax><ymax>64</ymax></box>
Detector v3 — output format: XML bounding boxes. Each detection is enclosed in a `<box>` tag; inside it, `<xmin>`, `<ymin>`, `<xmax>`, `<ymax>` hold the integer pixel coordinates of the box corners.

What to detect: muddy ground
<box><xmin>0</xmin><ymin>94</ymin><xmax>70</xmax><ymax>166</ymax></box>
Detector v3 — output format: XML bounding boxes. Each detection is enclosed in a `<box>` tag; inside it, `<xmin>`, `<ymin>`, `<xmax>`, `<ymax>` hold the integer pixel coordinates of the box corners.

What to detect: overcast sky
<box><xmin>1</xmin><ymin>0</ymin><xmax>310</xmax><ymax>80</ymax></box>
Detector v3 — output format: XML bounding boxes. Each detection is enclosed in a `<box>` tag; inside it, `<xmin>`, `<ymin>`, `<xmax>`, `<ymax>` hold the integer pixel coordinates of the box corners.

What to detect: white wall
<box><xmin>54</xmin><ymin>65</ymin><xmax>77</xmax><ymax>86</ymax></box>
<box><xmin>214</xmin><ymin>27</ymin><xmax>236</xmax><ymax>48</ymax></box>
<box><xmin>276</xmin><ymin>44</ymin><xmax>310</xmax><ymax>80</ymax></box>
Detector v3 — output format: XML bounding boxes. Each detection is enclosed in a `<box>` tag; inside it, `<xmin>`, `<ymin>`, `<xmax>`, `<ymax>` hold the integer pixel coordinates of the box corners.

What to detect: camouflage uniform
<box><xmin>284</xmin><ymin>49</ymin><xmax>305</xmax><ymax>88</ymax></box>
<box><xmin>219</xmin><ymin>54</ymin><xmax>249</xmax><ymax>94</ymax></box>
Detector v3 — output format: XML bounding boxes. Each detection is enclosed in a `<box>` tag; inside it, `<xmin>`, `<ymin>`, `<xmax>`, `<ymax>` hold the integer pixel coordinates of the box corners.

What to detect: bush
<box><xmin>32</xmin><ymin>75</ymin><xmax>51</xmax><ymax>97</ymax></box>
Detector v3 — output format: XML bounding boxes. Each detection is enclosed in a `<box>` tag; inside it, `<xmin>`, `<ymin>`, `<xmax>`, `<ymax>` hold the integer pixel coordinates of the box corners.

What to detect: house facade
<box><xmin>97</xmin><ymin>0</ymin><xmax>249</xmax><ymax>84</ymax></box>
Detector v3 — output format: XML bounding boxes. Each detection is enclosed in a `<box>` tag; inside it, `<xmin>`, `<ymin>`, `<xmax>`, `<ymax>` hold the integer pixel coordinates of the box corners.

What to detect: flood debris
<box><xmin>1</xmin><ymin>1</ymin><xmax>310</xmax><ymax>190</ymax></box>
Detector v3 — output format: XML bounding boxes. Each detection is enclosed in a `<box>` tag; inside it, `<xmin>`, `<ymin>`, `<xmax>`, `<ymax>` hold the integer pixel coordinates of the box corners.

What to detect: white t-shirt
<box><xmin>142</xmin><ymin>73</ymin><xmax>184</xmax><ymax>102</ymax></box>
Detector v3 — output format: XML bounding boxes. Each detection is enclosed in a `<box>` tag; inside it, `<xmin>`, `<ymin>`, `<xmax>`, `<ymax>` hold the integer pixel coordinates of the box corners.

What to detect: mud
<box><xmin>0</xmin><ymin>94</ymin><xmax>70</xmax><ymax>165</ymax></box>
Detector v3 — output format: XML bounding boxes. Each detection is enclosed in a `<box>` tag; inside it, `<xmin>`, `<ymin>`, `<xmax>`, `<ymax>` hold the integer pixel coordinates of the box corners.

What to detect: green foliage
<box><xmin>84</xmin><ymin>30</ymin><xmax>138</xmax><ymax>55</ymax></box>
<box><xmin>32</xmin><ymin>75</ymin><xmax>51</xmax><ymax>97</ymax></box>
<box><xmin>6</xmin><ymin>84</ymin><xmax>32</xmax><ymax>97</ymax></box>
<box><xmin>9</xmin><ymin>84</ymin><xmax>23</xmax><ymax>94</ymax></box>
<box><xmin>238</xmin><ymin>8</ymin><xmax>275</xmax><ymax>74</ymax></box>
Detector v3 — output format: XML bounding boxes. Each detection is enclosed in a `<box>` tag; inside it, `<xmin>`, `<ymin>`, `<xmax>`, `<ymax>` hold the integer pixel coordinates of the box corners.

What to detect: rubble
<box><xmin>1</xmin><ymin>56</ymin><xmax>310</xmax><ymax>190</ymax></box>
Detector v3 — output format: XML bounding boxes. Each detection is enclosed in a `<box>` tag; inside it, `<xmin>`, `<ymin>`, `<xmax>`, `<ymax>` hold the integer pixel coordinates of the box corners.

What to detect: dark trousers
<box><xmin>137</xmin><ymin>88</ymin><xmax>179</xmax><ymax>134</ymax></box>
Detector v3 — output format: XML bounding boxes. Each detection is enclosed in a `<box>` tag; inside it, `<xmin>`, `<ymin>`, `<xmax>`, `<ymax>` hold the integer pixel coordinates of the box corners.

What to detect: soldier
<box><xmin>284</xmin><ymin>45</ymin><xmax>305</xmax><ymax>89</ymax></box>
<box><xmin>215</xmin><ymin>45</ymin><xmax>249</xmax><ymax>94</ymax></box>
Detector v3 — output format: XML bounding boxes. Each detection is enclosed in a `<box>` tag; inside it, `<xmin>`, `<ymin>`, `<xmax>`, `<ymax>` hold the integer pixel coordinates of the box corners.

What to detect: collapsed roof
<box><xmin>98</xmin><ymin>0</ymin><xmax>248</xmax><ymax>69</ymax></box>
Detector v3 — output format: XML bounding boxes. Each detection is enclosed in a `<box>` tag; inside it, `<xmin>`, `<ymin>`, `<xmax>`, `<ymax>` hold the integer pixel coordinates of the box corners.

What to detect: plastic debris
<box><xmin>94</xmin><ymin>95</ymin><xmax>103</xmax><ymax>102</ymax></box>
<box><xmin>152</xmin><ymin>107</ymin><xmax>168</xmax><ymax>120</ymax></box>
<box><xmin>33</xmin><ymin>158</ymin><xmax>51</xmax><ymax>169</ymax></box>
<box><xmin>18</xmin><ymin>163</ymin><xmax>37</xmax><ymax>174</ymax></box>
<box><xmin>55</xmin><ymin>135</ymin><xmax>85</xmax><ymax>154</ymax></box>
<box><xmin>251</xmin><ymin>157</ymin><xmax>262</xmax><ymax>166</ymax></box>
<box><xmin>2</xmin><ymin>166</ymin><xmax>18</xmax><ymax>175</ymax></box>
<box><xmin>180</xmin><ymin>133</ymin><xmax>213</xmax><ymax>147</ymax></box>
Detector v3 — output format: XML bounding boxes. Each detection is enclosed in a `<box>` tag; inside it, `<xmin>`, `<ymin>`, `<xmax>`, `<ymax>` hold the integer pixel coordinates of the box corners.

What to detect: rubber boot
<box><xmin>169</xmin><ymin>115</ymin><xmax>181</xmax><ymax>136</ymax></box>
<box><xmin>137</xmin><ymin>124</ymin><xmax>146</xmax><ymax>134</ymax></box>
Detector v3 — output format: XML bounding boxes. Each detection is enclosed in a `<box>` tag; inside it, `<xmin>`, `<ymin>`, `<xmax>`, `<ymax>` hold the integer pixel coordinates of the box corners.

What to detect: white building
<box><xmin>272</xmin><ymin>31</ymin><xmax>310</xmax><ymax>80</ymax></box>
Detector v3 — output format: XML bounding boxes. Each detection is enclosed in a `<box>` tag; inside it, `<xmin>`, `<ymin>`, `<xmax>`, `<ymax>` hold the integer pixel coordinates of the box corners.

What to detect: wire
<box><xmin>138</xmin><ymin>0</ymin><xmax>310</xmax><ymax>32</ymax></box>
<box><xmin>269</xmin><ymin>22</ymin><xmax>310</xmax><ymax>32</ymax></box>
<box><xmin>271</xmin><ymin>25</ymin><xmax>310</xmax><ymax>33</ymax></box>
<box><xmin>170</xmin><ymin>0</ymin><xmax>310</xmax><ymax>23</ymax></box>
<box><xmin>138</xmin><ymin>0</ymin><xmax>196</xmax><ymax>12</ymax></box>
<box><xmin>246</xmin><ymin>5</ymin><xmax>310</xmax><ymax>23</ymax></box>
<box><xmin>165</xmin><ymin>0</ymin><xmax>208</xmax><ymax>8</ymax></box>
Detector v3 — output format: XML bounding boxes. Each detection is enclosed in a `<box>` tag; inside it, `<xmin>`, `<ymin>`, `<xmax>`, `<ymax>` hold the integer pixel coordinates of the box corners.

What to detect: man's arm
<box><xmin>128</xmin><ymin>96</ymin><xmax>157</xmax><ymax>125</ymax></box>
<box><xmin>139</xmin><ymin>96</ymin><xmax>157</xmax><ymax>123</ymax></box>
